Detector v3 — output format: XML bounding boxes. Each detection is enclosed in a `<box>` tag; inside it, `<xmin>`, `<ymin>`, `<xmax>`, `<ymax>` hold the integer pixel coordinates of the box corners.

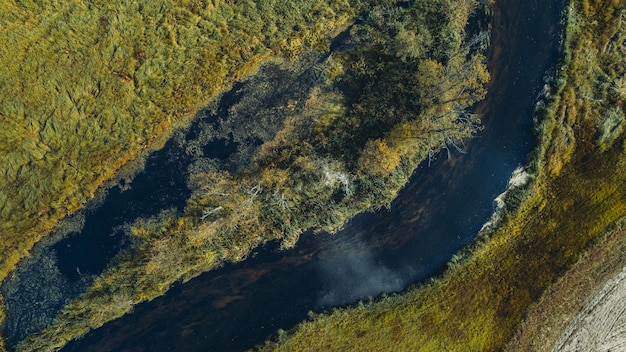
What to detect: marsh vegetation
<box><xmin>2</xmin><ymin>0</ymin><xmax>490</xmax><ymax>350</ymax></box>
<box><xmin>0</xmin><ymin>0</ymin><xmax>367</xmax><ymax>307</ymax></box>
<box><xmin>0</xmin><ymin>1</ymin><xmax>368</xmax><ymax>349</ymax></box>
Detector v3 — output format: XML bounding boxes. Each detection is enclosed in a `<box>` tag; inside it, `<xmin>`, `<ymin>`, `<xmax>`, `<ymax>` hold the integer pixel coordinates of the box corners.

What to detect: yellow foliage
<box><xmin>359</xmin><ymin>139</ymin><xmax>402</xmax><ymax>176</ymax></box>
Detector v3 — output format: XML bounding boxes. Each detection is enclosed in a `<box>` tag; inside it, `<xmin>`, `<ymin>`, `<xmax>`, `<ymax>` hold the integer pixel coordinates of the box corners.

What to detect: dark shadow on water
<box><xmin>0</xmin><ymin>83</ymin><xmax>245</xmax><ymax>348</ymax></box>
<box><xmin>53</xmin><ymin>149</ymin><xmax>190</xmax><ymax>282</ymax></box>
<box><xmin>2</xmin><ymin>48</ymin><xmax>335</xmax><ymax>349</ymax></box>
<box><xmin>59</xmin><ymin>0</ymin><xmax>566</xmax><ymax>351</ymax></box>
<box><xmin>52</xmin><ymin>81</ymin><xmax>251</xmax><ymax>283</ymax></box>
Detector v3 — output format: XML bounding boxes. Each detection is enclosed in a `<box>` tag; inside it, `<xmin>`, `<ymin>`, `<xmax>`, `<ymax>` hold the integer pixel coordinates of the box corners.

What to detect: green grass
<box><xmin>0</xmin><ymin>0</ymin><xmax>365</xmax><ymax>289</ymax></box>
<box><xmin>258</xmin><ymin>0</ymin><xmax>626</xmax><ymax>351</ymax></box>
<box><xmin>0</xmin><ymin>0</ymin><xmax>369</xmax><ymax>348</ymax></box>
<box><xmin>10</xmin><ymin>0</ymin><xmax>490</xmax><ymax>350</ymax></box>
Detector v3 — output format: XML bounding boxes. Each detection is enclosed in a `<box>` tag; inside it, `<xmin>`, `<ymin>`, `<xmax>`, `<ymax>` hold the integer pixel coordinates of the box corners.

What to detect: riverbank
<box><xmin>0</xmin><ymin>2</ymin><xmax>372</xmax><ymax>349</ymax></box>
<box><xmin>506</xmin><ymin>219</ymin><xmax>626</xmax><ymax>351</ymax></box>
<box><xmin>0</xmin><ymin>2</ymin><xmax>367</xmax><ymax>348</ymax></box>
<box><xmin>7</xmin><ymin>1</ymin><xmax>490</xmax><ymax>350</ymax></box>
<box><xmin>259</xmin><ymin>0</ymin><xmax>626</xmax><ymax>350</ymax></box>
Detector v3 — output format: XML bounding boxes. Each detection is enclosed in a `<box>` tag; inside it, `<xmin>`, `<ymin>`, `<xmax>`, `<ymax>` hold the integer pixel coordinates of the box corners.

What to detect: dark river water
<box><xmin>3</xmin><ymin>0</ymin><xmax>566</xmax><ymax>350</ymax></box>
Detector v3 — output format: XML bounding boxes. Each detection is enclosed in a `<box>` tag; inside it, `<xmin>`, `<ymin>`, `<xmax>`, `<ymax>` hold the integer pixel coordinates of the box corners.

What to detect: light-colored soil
<box><xmin>506</xmin><ymin>223</ymin><xmax>626</xmax><ymax>352</ymax></box>
<box><xmin>551</xmin><ymin>266</ymin><xmax>626</xmax><ymax>352</ymax></box>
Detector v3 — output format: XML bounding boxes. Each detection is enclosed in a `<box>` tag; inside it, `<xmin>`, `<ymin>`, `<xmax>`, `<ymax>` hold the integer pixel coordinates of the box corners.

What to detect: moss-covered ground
<box><xmin>259</xmin><ymin>0</ymin><xmax>626</xmax><ymax>350</ymax></box>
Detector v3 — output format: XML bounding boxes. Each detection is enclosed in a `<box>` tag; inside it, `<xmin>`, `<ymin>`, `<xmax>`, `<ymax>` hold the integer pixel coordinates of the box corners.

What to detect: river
<box><xmin>3</xmin><ymin>0</ymin><xmax>566</xmax><ymax>350</ymax></box>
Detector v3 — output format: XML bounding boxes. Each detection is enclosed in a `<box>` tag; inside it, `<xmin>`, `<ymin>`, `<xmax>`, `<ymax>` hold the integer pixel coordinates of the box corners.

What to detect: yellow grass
<box><xmin>0</xmin><ymin>0</ymin><xmax>364</xmax><ymax>284</ymax></box>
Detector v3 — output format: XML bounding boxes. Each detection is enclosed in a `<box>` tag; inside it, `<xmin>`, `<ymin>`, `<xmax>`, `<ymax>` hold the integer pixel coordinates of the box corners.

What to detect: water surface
<box><xmin>59</xmin><ymin>0</ymin><xmax>567</xmax><ymax>351</ymax></box>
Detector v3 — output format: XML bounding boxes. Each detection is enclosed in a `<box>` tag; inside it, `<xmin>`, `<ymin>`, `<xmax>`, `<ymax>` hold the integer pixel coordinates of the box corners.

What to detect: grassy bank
<box><xmin>0</xmin><ymin>0</ymin><xmax>366</xmax><ymax>294</ymax></box>
<box><xmin>9</xmin><ymin>0</ymin><xmax>490</xmax><ymax>350</ymax></box>
<box><xmin>506</xmin><ymin>218</ymin><xmax>626</xmax><ymax>351</ymax></box>
<box><xmin>259</xmin><ymin>0</ymin><xmax>626</xmax><ymax>350</ymax></box>
<box><xmin>0</xmin><ymin>0</ymin><xmax>369</xmax><ymax>348</ymax></box>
